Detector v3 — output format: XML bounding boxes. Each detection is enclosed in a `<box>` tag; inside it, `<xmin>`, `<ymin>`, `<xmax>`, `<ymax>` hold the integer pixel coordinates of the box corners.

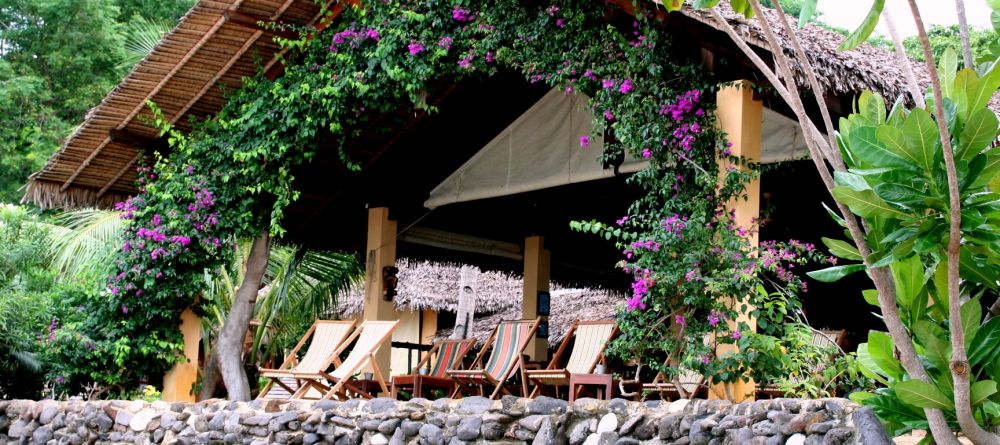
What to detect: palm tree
<box><xmin>118</xmin><ymin>16</ymin><xmax>174</xmax><ymax>70</ymax></box>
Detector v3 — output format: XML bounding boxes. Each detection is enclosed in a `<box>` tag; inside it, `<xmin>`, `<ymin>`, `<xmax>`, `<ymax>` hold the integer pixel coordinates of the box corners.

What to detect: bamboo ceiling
<box><xmin>24</xmin><ymin>0</ymin><xmax>998</xmax><ymax>210</ymax></box>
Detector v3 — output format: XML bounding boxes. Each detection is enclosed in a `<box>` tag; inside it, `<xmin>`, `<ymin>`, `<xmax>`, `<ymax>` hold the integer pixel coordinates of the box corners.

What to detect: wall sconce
<box><xmin>382</xmin><ymin>266</ymin><xmax>399</xmax><ymax>301</ymax></box>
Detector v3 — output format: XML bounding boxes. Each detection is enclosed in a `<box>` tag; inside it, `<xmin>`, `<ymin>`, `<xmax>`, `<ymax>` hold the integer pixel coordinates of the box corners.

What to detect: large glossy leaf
<box><xmin>971</xmin><ymin>380</ymin><xmax>998</xmax><ymax>406</ymax></box>
<box><xmin>876</xmin><ymin>125</ymin><xmax>919</xmax><ymax>167</ymax></box>
<box><xmin>894</xmin><ymin>380</ymin><xmax>954</xmax><ymax>410</ymax></box>
<box><xmin>862</xmin><ymin>289</ymin><xmax>880</xmax><ymax>306</ymax></box>
<box><xmin>969</xmin><ymin>65</ymin><xmax>1000</xmax><ymax>116</ymax></box>
<box><xmin>970</xmin><ymin>317</ymin><xmax>1000</xmax><ymax>367</ymax></box>
<box><xmin>834</xmin><ymin>170</ymin><xmax>872</xmax><ymax>191</ymax></box>
<box><xmin>891</xmin><ymin>255</ymin><xmax>924</xmax><ymax>307</ymax></box>
<box><xmin>958</xmin><ymin>108</ymin><xmax>1000</xmax><ymax>160</ymax></box>
<box><xmin>960</xmin><ymin>248</ymin><xmax>1000</xmax><ymax>289</ymax></box>
<box><xmin>869</xmin><ymin>331</ymin><xmax>905</xmax><ymax>380</ymax></box>
<box><xmin>874</xmin><ymin>182</ymin><xmax>926</xmax><ymax>207</ymax></box>
<box><xmin>662</xmin><ymin>0</ymin><xmax>684</xmax><ymax>11</ymax></box>
<box><xmin>807</xmin><ymin>264</ymin><xmax>865</xmax><ymax>282</ymax></box>
<box><xmin>849</xmin><ymin>126</ymin><xmax>911</xmax><ymax>169</ymax></box>
<box><xmin>902</xmin><ymin>109</ymin><xmax>940</xmax><ymax>174</ymax></box>
<box><xmin>971</xmin><ymin>153</ymin><xmax>1000</xmax><ymax>189</ymax></box>
<box><xmin>912</xmin><ymin>321</ymin><xmax>949</xmax><ymax>368</ymax></box>
<box><xmin>962</xmin><ymin>297</ymin><xmax>983</xmax><ymax>348</ymax></box>
<box><xmin>692</xmin><ymin>0</ymin><xmax>720</xmax><ymax>8</ymax></box>
<box><xmin>939</xmin><ymin>49</ymin><xmax>958</xmax><ymax>99</ymax></box>
<box><xmin>822</xmin><ymin>202</ymin><xmax>848</xmax><ymax>228</ymax></box>
<box><xmin>856</xmin><ymin>344</ymin><xmax>890</xmax><ymax>384</ymax></box>
<box><xmin>859</xmin><ymin>91</ymin><xmax>887</xmax><ymax>125</ymax></box>
<box><xmin>839</xmin><ymin>0</ymin><xmax>884</xmax><ymax>50</ymax></box>
<box><xmin>797</xmin><ymin>0</ymin><xmax>817</xmax><ymax>27</ymax></box>
<box><xmin>729</xmin><ymin>0</ymin><xmax>754</xmax><ymax>17</ymax></box>
<box><xmin>832</xmin><ymin>186</ymin><xmax>908</xmax><ymax>219</ymax></box>
<box><xmin>822</xmin><ymin>237</ymin><xmax>862</xmax><ymax>261</ymax></box>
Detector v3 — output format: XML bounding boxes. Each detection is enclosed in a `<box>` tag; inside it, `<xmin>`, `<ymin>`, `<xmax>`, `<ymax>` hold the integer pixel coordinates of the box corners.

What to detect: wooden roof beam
<box><xmin>97</xmin><ymin>153</ymin><xmax>142</xmax><ymax>199</ymax></box>
<box><xmin>109</xmin><ymin>129</ymin><xmax>169</xmax><ymax>152</ymax></box>
<box><xmin>224</xmin><ymin>10</ymin><xmax>300</xmax><ymax>40</ymax></box>
<box><xmin>59</xmin><ymin>0</ymin><xmax>250</xmax><ymax>192</ymax></box>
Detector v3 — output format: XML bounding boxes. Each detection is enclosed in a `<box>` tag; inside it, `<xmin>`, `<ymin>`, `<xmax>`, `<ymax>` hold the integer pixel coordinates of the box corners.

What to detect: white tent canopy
<box><xmin>425</xmin><ymin>88</ymin><xmax>813</xmax><ymax>209</ymax></box>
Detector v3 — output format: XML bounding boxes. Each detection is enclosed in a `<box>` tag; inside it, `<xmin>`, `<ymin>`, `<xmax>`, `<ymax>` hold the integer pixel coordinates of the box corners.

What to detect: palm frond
<box><xmin>39</xmin><ymin>209</ymin><xmax>124</xmax><ymax>282</ymax></box>
<box><xmin>10</xmin><ymin>350</ymin><xmax>41</xmax><ymax>373</ymax></box>
<box><xmin>119</xmin><ymin>17</ymin><xmax>173</xmax><ymax>70</ymax></box>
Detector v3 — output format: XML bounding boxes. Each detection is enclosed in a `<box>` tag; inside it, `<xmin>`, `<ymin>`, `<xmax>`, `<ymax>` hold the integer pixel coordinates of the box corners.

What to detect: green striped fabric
<box><xmin>483</xmin><ymin>321</ymin><xmax>530</xmax><ymax>381</ymax></box>
<box><xmin>429</xmin><ymin>340</ymin><xmax>468</xmax><ymax>378</ymax></box>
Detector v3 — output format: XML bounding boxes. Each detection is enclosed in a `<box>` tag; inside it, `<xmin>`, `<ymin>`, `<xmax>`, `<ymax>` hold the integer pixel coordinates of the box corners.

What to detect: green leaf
<box><xmin>939</xmin><ymin>48</ymin><xmax>958</xmax><ymax>98</ymax></box>
<box><xmin>832</xmin><ymin>186</ymin><xmax>908</xmax><ymax>219</ymax></box>
<box><xmin>891</xmin><ymin>255</ymin><xmax>924</xmax><ymax>308</ymax></box>
<box><xmin>859</xmin><ymin>91</ymin><xmax>887</xmax><ymax>125</ymax></box>
<box><xmin>848</xmin><ymin>126</ymin><xmax>911</xmax><ymax>169</ymax></box>
<box><xmin>862</xmin><ymin>289</ymin><xmax>880</xmax><ymax>306</ymax></box>
<box><xmin>662</xmin><ymin>0</ymin><xmax>684</xmax><ymax>11</ymax></box>
<box><xmin>869</xmin><ymin>331</ymin><xmax>905</xmax><ymax>380</ymax></box>
<box><xmin>807</xmin><ymin>264</ymin><xmax>865</xmax><ymax>282</ymax></box>
<box><xmin>912</xmin><ymin>320</ymin><xmax>949</xmax><ymax>368</ymax></box>
<box><xmin>839</xmin><ymin>0</ymin><xmax>885</xmax><ymax>50</ymax></box>
<box><xmin>728</xmin><ymin>0</ymin><xmax>754</xmax><ymax>17</ymax></box>
<box><xmin>797</xmin><ymin>0</ymin><xmax>817</xmax><ymax>28</ymax></box>
<box><xmin>823</xmin><ymin>202</ymin><xmax>848</xmax><ymax>228</ymax></box>
<box><xmin>971</xmin><ymin>380</ymin><xmax>998</xmax><ymax>406</ymax></box>
<box><xmin>876</xmin><ymin>125</ymin><xmax>920</xmax><ymax>167</ymax></box>
<box><xmin>834</xmin><ymin>170</ymin><xmax>872</xmax><ymax>191</ymax></box>
<box><xmin>894</xmin><ymin>380</ymin><xmax>954</xmax><ymax>410</ymax></box>
<box><xmin>958</xmin><ymin>108</ymin><xmax>999</xmax><ymax>160</ymax></box>
<box><xmin>692</xmin><ymin>0</ymin><xmax>720</xmax><ymax>7</ymax></box>
<box><xmin>970</xmin><ymin>317</ymin><xmax>1000</xmax><ymax>367</ymax></box>
<box><xmin>902</xmin><ymin>108</ymin><xmax>940</xmax><ymax>173</ymax></box>
<box><xmin>962</xmin><ymin>297</ymin><xmax>983</xmax><ymax>348</ymax></box>
<box><xmin>856</xmin><ymin>344</ymin><xmax>890</xmax><ymax>384</ymax></box>
<box><xmin>822</xmin><ymin>237</ymin><xmax>862</xmax><ymax>261</ymax></box>
<box><xmin>969</xmin><ymin>65</ymin><xmax>1000</xmax><ymax>116</ymax></box>
<box><xmin>960</xmin><ymin>248</ymin><xmax>999</xmax><ymax>289</ymax></box>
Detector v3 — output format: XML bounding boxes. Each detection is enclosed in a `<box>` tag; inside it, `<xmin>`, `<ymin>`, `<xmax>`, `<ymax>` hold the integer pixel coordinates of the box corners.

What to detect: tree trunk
<box><xmin>906</xmin><ymin>2</ymin><xmax>998</xmax><ymax>443</ymax></box>
<box><xmin>882</xmin><ymin>9</ymin><xmax>927</xmax><ymax>109</ymax></box>
<box><xmin>199</xmin><ymin>232</ymin><xmax>271</xmax><ymax>401</ymax></box>
<box><xmin>955</xmin><ymin>0</ymin><xmax>975</xmax><ymax>69</ymax></box>
<box><xmin>452</xmin><ymin>265</ymin><xmax>479</xmax><ymax>339</ymax></box>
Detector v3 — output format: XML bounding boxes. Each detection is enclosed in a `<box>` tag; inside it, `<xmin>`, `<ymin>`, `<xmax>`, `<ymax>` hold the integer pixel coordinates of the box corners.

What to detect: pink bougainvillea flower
<box><xmin>408</xmin><ymin>41</ymin><xmax>425</xmax><ymax>56</ymax></box>
<box><xmin>579</xmin><ymin>135</ymin><xmax>590</xmax><ymax>148</ymax></box>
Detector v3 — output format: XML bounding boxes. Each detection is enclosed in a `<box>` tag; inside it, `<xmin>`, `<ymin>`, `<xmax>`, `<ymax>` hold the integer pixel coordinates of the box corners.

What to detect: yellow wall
<box><xmin>161</xmin><ymin>308</ymin><xmax>199</xmax><ymax>402</ymax></box>
<box><xmin>390</xmin><ymin>310</ymin><xmax>421</xmax><ymax>376</ymax></box>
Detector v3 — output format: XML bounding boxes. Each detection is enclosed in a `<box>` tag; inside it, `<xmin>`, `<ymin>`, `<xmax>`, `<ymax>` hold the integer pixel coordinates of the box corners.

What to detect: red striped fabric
<box><xmin>484</xmin><ymin>321</ymin><xmax>529</xmax><ymax>381</ymax></box>
<box><xmin>430</xmin><ymin>341</ymin><xmax>461</xmax><ymax>377</ymax></box>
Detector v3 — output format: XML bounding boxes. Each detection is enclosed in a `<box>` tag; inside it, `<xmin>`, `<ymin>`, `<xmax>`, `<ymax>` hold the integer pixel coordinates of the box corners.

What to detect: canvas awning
<box><xmin>425</xmin><ymin>88</ymin><xmax>815</xmax><ymax>209</ymax></box>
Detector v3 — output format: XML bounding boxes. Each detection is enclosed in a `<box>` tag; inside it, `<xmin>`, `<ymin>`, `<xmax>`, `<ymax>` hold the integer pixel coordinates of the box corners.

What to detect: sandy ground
<box><xmin>893</xmin><ymin>431</ymin><xmax>973</xmax><ymax>444</ymax></box>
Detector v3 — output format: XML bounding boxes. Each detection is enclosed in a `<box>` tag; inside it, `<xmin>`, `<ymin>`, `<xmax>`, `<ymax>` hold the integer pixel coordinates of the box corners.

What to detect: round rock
<box><xmin>597</xmin><ymin>413</ymin><xmax>618</xmax><ymax>434</ymax></box>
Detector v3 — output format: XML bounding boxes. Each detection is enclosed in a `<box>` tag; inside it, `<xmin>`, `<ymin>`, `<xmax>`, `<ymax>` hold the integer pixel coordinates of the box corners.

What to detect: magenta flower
<box><xmin>366</xmin><ymin>28</ymin><xmax>380</xmax><ymax>41</ymax></box>
<box><xmin>437</xmin><ymin>36</ymin><xmax>453</xmax><ymax>50</ymax></box>
<box><xmin>458</xmin><ymin>56</ymin><xmax>473</xmax><ymax>69</ymax></box>
<box><xmin>674</xmin><ymin>315</ymin><xmax>686</xmax><ymax>327</ymax></box>
<box><xmin>642</xmin><ymin>148</ymin><xmax>652</xmax><ymax>158</ymax></box>
<box><xmin>626</xmin><ymin>294</ymin><xmax>645</xmax><ymax>311</ymax></box>
<box><xmin>452</xmin><ymin>7</ymin><xmax>474</xmax><ymax>21</ymax></box>
<box><xmin>708</xmin><ymin>310</ymin><xmax>721</xmax><ymax>326</ymax></box>
<box><xmin>408</xmin><ymin>42</ymin><xmax>424</xmax><ymax>56</ymax></box>
<box><xmin>604</xmin><ymin>109</ymin><xmax>615</xmax><ymax>121</ymax></box>
<box><xmin>702</xmin><ymin>355</ymin><xmax>711</xmax><ymax>364</ymax></box>
<box><xmin>556</xmin><ymin>18</ymin><xmax>565</xmax><ymax>28</ymax></box>
<box><xmin>601</xmin><ymin>79</ymin><xmax>615</xmax><ymax>89</ymax></box>
<box><xmin>579</xmin><ymin>135</ymin><xmax>590</xmax><ymax>148</ymax></box>
<box><xmin>619</xmin><ymin>79</ymin><xmax>634</xmax><ymax>94</ymax></box>
<box><xmin>731</xmin><ymin>331</ymin><xmax>741</xmax><ymax>340</ymax></box>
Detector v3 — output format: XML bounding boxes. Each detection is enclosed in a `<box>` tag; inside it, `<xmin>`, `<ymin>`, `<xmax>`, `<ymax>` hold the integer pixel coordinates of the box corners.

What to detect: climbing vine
<box><xmin>97</xmin><ymin>0</ymin><xmax>822</xmax><ymax>388</ymax></box>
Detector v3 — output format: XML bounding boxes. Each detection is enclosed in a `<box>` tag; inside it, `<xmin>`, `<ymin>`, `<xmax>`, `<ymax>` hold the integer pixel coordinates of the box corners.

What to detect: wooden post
<box><xmin>522</xmin><ymin>236</ymin><xmax>550</xmax><ymax>361</ymax></box>
<box><xmin>363</xmin><ymin>207</ymin><xmax>397</xmax><ymax>386</ymax></box>
<box><xmin>162</xmin><ymin>308</ymin><xmax>200</xmax><ymax>402</ymax></box>
<box><xmin>452</xmin><ymin>265</ymin><xmax>479</xmax><ymax>339</ymax></box>
<box><xmin>710</xmin><ymin>80</ymin><xmax>762</xmax><ymax>402</ymax></box>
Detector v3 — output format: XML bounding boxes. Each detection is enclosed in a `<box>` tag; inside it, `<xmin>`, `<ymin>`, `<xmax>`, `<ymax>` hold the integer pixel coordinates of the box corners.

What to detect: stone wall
<box><xmin>0</xmin><ymin>396</ymin><xmax>892</xmax><ymax>445</ymax></box>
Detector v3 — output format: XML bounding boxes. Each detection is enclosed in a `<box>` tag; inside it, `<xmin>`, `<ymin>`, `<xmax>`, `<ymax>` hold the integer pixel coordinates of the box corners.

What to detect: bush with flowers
<box><xmin>93</xmin><ymin>0</ymin><xmax>830</xmax><ymax>390</ymax></box>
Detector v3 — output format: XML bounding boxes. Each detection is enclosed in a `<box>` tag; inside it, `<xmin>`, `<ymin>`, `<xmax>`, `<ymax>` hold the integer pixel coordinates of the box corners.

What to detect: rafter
<box><xmin>97</xmin><ymin>153</ymin><xmax>141</xmax><ymax>198</ymax></box>
<box><xmin>60</xmin><ymin>0</ymin><xmax>249</xmax><ymax>192</ymax></box>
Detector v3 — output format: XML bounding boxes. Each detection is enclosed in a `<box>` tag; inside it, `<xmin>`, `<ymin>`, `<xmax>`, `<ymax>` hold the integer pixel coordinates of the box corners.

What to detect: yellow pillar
<box><xmin>162</xmin><ymin>308</ymin><xmax>200</xmax><ymax>402</ymax></box>
<box><xmin>363</xmin><ymin>207</ymin><xmax>397</xmax><ymax>385</ymax></box>
<box><xmin>710</xmin><ymin>80</ymin><xmax>762</xmax><ymax>402</ymax></box>
<box><xmin>522</xmin><ymin>236</ymin><xmax>550</xmax><ymax>361</ymax></box>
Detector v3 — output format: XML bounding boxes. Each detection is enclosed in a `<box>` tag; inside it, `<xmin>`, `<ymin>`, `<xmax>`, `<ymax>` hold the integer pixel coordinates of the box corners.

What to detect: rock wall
<box><xmin>0</xmin><ymin>396</ymin><xmax>892</xmax><ymax>445</ymax></box>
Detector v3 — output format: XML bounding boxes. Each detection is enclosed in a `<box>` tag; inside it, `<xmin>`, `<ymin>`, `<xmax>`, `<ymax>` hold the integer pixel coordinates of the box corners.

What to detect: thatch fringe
<box><xmin>335</xmin><ymin>259</ymin><xmax>624</xmax><ymax>346</ymax></box>
<box><xmin>22</xmin><ymin>180</ymin><xmax>131</xmax><ymax>210</ymax></box>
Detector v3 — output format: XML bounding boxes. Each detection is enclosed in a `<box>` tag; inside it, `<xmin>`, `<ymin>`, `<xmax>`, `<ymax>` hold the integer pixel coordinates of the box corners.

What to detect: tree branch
<box><xmin>955</xmin><ymin>0</ymin><xmax>975</xmax><ymax>69</ymax></box>
<box><xmin>906</xmin><ymin>2</ymin><xmax>998</xmax><ymax>443</ymax></box>
<box><xmin>882</xmin><ymin>9</ymin><xmax>927</xmax><ymax>109</ymax></box>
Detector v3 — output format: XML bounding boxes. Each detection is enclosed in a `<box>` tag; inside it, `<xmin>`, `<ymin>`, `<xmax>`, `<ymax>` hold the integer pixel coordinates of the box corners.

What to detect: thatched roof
<box><xmin>335</xmin><ymin>259</ymin><xmax>623</xmax><ymax>345</ymax></box>
<box><xmin>23</xmin><ymin>0</ymin><xmax>997</xmax><ymax>209</ymax></box>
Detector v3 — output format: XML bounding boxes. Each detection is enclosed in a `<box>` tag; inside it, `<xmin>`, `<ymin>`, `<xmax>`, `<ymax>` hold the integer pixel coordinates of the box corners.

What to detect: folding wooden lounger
<box><xmin>448</xmin><ymin>318</ymin><xmax>540</xmax><ymax>399</ymax></box>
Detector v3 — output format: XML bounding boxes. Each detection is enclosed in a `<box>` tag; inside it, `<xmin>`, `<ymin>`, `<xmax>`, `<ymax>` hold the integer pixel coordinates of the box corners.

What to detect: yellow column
<box><xmin>522</xmin><ymin>236</ymin><xmax>550</xmax><ymax>361</ymax></box>
<box><xmin>710</xmin><ymin>80</ymin><xmax>762</xmax><ymax>402</ymax></box>
<box><xmin>162</xmin><ymin>308</ymin><xmax>200</xmax><ymax>402</ymax></box>
<box><xmin>363</xmin><ymin>207</ymin><xmax>397</xmax><ymax>385</ymax></box>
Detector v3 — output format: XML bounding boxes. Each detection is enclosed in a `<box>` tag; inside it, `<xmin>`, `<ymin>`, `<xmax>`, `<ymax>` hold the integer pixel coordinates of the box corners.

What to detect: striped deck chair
<box><xmin>525</xmin><ymin>320</ymin><xmax>617</xmax><ymax>398</ymax></box>
<box><xmin>291</xmin><ymin>320</ymin><xmax>400</xmax><ymax>400</ymax></box>
<box><xmin>256</xmin><ymin>319</ymin><xmax>357</xmax><ymax>400</ymax></box>
<box><xmin>448</xmin><ymin>318</ymin><xmax>540</xmax><ymax>399</ymax></box>
<box><xmin>391</xmin><ymin>338</ymin><xmax>476</xmax><ymax>399</ymax></box>
<box><xmin>642</xmin><ymin>367</ymin><xmax>706</xmax><ymax>400</ymax></box>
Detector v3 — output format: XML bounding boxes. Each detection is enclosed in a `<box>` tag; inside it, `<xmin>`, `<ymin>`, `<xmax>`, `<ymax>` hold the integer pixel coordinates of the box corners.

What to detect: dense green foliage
<box><xmin>810</xmin><ymin>52</ymin><xmax>1000</xmax><ymax>434</ymax></box>
<box><xmin>902</xmin><ymin>25</ymin><xmax>997</xmax><ymax>65</ymax></box>
<box><xmin>0</xmin><ymin>0</ymin><xmax>194</xmax><ymax>203</ymax></box>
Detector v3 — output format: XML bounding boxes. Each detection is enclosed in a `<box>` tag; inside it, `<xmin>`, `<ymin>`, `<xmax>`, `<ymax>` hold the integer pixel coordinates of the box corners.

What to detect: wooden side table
<box><xmin>568</xmin><ymin>373</ymin><xmax>614</xmax><ymax>401</ymax></box>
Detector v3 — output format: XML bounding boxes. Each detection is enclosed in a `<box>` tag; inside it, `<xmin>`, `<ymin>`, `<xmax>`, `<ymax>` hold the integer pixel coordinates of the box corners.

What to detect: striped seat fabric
<box><xmin>256</xmin><ymin>320</ymin><xmax>357</xmax><ymax>400</ymax></box>
<box><xmin>429</xmin><ymin>340</ymin><xmax>473</xmax><ymax>378</ymax></box>
<box><xmin>448</xmin><ymin>318</ymin><xmax>540</xmax><ymax>399</ymax></box>
<box><xmin>390</xmin><ymin>339</ymin><xmax>476</xmax><ymax>399</ymax></box>
<box><xmin>292</xmin><ymin>320</ymin><xmax>399</xmax><ymax>400</ymax></box>
<box><xmin>526</xmin><ymin>320</ymin><xmax>616</xmax><ymax>398</ymax></box>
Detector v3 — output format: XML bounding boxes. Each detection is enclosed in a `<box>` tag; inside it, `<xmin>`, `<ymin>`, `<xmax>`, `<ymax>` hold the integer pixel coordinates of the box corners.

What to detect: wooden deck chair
<box><xmin>391</xmin><ymin>338</ymin><xmax>476</xmax><ymax>399</ymax></box>
<box><xmin>448</xmin><ymin>318</ymin><xmax>540</xmax><ymax>399</ymax></box>
<box><xmin>256</xmin><ymin>319</ymin><xmax>357</xmax><ymax>400</ymax></box>
<box><xmin>291</xmin><ymin>320</ymin><xmax>400</xmax><ymax>400</ymax></box>
<box><xmin>525</xmin><ymin>320</ymin><xmax>617</xmax><ymax>398</ymax></box>
<box><xmin>642</xmin><ymin>367</ymin><xmax>706</xmax><ymax>400</ymax></box>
